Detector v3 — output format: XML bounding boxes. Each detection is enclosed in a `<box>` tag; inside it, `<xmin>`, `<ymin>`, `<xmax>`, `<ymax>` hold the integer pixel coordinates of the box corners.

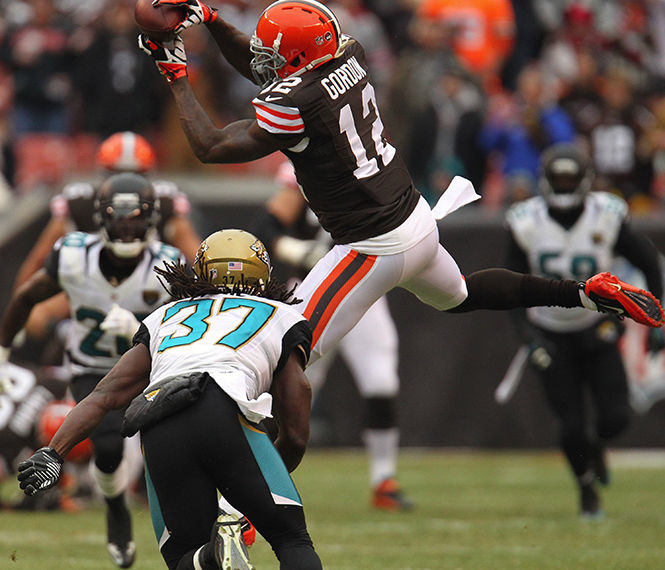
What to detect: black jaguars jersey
<box><xmin>252</xmin><ymin>39</ymin><xmax>419</xmax><ymax>244</ymax></box>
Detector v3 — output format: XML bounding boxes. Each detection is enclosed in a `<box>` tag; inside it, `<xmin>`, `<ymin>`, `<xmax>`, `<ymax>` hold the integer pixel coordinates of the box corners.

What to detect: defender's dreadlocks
<box><xmin>154</xmin><ymin>261</ymin><xmax>301</xmax><ymax>305</ymax></box>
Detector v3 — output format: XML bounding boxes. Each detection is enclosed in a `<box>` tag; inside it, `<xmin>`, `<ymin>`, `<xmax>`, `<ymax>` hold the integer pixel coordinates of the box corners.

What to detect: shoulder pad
<box><xmin>252</xmin><ymin>83</ymin><xmax>305</xmax><ymax>135</ymax></box>
<box><xmin>152</xmin><ymin>179</ymin><xmax>180</xmax><ymax>198</ymax></box>
<box><xmin>152</xmin><ymin>241</ymin><xmax>183</xmax><ymax>262</ymax></box>
<box><xmin>589</xmin><ymin>191</ymin><xmax>629</xmax><ymax>219</ymax></box>
<box><xmin>62</xmin><ymin>182</ymin><xmax>95</xmax><ymax>201</ymax></box>
<box><xmin>505</xmin><ymin>197</ymin><xmax>543</xmax><ymax>226</ymax></box>
<box><xmin>59</xmin><ymin>231</ymin><xmax>97</xmax><ymax>249</ymax></box>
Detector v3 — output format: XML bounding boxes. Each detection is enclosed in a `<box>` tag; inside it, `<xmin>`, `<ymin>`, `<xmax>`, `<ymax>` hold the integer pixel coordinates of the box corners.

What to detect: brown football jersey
<box><xmin>252</xmin><ymin>39</ymin><xmax>419</xmax><ymax>244</ymax></box>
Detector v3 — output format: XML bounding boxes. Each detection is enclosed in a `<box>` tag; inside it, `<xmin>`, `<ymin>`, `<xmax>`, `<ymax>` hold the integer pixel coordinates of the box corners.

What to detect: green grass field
<box><xmin>2</xmin><ymin>449</ymin><xmax>665</xmax><ymax>569</ymax></box>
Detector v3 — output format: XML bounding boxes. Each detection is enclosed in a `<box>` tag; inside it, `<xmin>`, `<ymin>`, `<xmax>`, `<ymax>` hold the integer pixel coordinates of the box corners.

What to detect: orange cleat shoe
<box><xmin>581</xmin><ymin>272</ymin><xmax>665</xmax><ymax>328</ymax></box>
<box><xmin>372</xmin><ymin>478</ymin><xmax>414</xmax><ymax>512</ymax></box>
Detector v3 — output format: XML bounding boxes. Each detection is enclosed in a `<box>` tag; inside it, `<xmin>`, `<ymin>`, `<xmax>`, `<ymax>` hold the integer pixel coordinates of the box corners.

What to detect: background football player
<box><xmin>505</xmin><ymin>142</ymin><xmax>664</xmax><ymax>518</ymax></box>
<box><xmin>250</xmin><ymin>160</ymin><xmax>412</xmax><ymax>510</ymax></box>
<box><xmin>17</xmin><ymin>230</ymin><xmax>322</xmax><ymax>570</ymax></box>
<box><xmin>0</xmin><ymin>172</ymin><xmax>185</xmax><ymax>568</ymax></box>
<box><xmin>11</xmin><ymin>131</ymin><xmax>200</xmax><ymax>363</ymax></box>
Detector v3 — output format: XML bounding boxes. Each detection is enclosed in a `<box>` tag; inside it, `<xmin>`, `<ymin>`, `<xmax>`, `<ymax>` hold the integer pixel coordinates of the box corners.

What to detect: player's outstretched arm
<box><xmin>271</xmin><ymin>351</ymin><xmax>312</xmax><ymax>473</ymax></box>
<box><xmin>169</xmin><ymin>78</ymin><xmax>297</xmax><ymax>163</ymax></box>
<box><xmin>18</xmin><ymin>344</ymin><xmax>151</xmax><ymax>495</ymax></box>
<box><xmin>0</xmin><ymin>268</ymin><xmax>62</xmax><ymax>349</ymax></box>
<box><xmin>203</xmin><ymin>14</ymin><xmax>254</xmax><ymax>82</ymax></box>
<box><xmin>49</xmin><ymin>344</ymin><xmax>150</xmax><ymax>460</ymax></box>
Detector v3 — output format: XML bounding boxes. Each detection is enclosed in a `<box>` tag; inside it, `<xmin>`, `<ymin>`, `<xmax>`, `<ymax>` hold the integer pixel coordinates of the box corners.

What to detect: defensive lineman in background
<box><xmin>0</xmin><ymin>173</ymin><xmax>185</xmax><ymax>568</ymax></box>
<box><xmin>505</xmin><ymin>143</ymin><xmax>663</xmax><ymax>518</ymax></box>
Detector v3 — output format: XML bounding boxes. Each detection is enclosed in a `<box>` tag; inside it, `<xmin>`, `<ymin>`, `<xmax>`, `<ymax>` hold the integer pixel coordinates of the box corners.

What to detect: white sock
<box><xmin>92</xmin><ymin>460</ymin><xmax>129</xmax><ymax>499</ymax></box>
<box><xmin>363</xmin><ymin>428</ymin><xmax>399</xmax><ymax>486</ymax></box>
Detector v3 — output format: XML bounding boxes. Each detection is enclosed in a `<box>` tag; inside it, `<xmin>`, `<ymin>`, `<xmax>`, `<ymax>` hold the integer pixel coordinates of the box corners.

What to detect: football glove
<box><xmin>138</xmin><ymin>34</ymin><xmax>188</xmax><ymax>83</ymax></box>
<box><xmin>100</xmin><ymin>304</ymin><xmax>141</xmax><ymax>340</ymax></box>
<box><xmin>152</xmin><ymin>0</ymin><xmax>218</xmax><ymax>32</ymax></box>
<box><xmin>274</xmin><ymin>236</ymin><xmax>330</xmax><ymax>271</ymax></box>
<box><xmin>17</xmin><ymin>447</ymin><xmax>64</xmax><ymax>496</ymax></box>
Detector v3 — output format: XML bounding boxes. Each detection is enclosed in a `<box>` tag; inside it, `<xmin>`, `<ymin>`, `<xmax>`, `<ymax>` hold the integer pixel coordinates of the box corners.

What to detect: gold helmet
<box><xmin>193</xmin><ymin>229</ymin><xmax>272</xmax><ymax>292</ymax></box>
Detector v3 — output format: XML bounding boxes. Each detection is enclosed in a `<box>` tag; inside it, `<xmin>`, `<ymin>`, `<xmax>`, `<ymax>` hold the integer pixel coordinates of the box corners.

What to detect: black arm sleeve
<box><xmin>275</xmin><ymin>320</ymin><xmax>312</xmax><ymax>374</ymax></box>
<box><xmin>132</xmin><ymin>323</ymin><xmax>151</xmax><ymax>348</ymax></box>
<box><xmin>615</xmin><ymin>221</ymin><xmax>663</xmax><ymax>301</ymax></box>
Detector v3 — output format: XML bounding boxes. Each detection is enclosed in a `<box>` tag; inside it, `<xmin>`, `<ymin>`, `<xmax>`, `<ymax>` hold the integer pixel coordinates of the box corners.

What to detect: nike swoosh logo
<box><xmin>263</xmin><ymin>95</ymin><xmax>282</xmax><ymax>102</ymax></box>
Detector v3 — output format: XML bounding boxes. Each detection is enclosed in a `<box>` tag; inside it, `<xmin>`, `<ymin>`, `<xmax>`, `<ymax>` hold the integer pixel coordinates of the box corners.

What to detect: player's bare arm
<box><xmin>49</xmin><ymin>344</ymin><xmax>151</xmax><ymax>458</ymax></box>
<box><xmin>168</xmin><ymin>79</ymin><xmax>299</xmax><ymax>163</ymax></box>
<box><xmin>271</xmin><ymin>350</ymin><xmax>312</xmax><ymax>472</ymax></box>
<box><xmin>205</xmin><ymin>17</ymin><xmax>254</xmax><ymax>81</ymax></box>
<box><xmin>13</xmin><ymin>218</ymin><xmax>68</xmax><ymax>288</ymax></box>
<box><xmin>0</xmin><ymin>269</ymin><xmax>62</xmax><ymax>348</ymax></box>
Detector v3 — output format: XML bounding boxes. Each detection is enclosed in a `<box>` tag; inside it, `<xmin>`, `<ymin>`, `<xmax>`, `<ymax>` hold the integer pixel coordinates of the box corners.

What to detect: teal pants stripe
<box><xmin>240</xmin><ymin>419</ymin><xmax>302</xmax><ymax>505</ymax></box>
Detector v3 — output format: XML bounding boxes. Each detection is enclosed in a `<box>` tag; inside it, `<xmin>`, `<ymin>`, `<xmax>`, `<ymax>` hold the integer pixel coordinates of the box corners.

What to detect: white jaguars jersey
<box><xmin>140</xmin><ymin>292</ymin><xmax>310</xmax><ymax>421</ymax></box>
<box><xmin>506</xmin><ymin>192</ymin><xmax>628</xmax><ymax>332</ymax></box>
<box><xmin>54</xmin><ymin>232</ymin><xmax>184</xmax><ymax>375</ymax></box>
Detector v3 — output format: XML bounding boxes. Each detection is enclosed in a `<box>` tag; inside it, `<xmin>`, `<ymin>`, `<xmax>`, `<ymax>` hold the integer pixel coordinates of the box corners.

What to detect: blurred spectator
<box><xmin>329</xmin><ymin>0</ymin><xmax>394</xmax><ymax>101</ymax></box>
<box><xmin>425</xmin><ymin>64</ymin><xmax>485</xmax><ymax>201</ymax></box>
<box><xmin>385</xmin><ymin>9</ymin><xmax>461</xmax><ymax>201</ymax></box>
<box><xmin>0</xmin><ymin>0</ymin><xmax>72</xmax><ymax>136</ymax></box>
<box><xmin>416</xmin><ymin>0</ymin><xmax>515</xmax><ymax>95</ymax></box>
<box><xmin>500</xmin><ymin>0</ymin><xmax>546</xmax><ymax>92</ymax></box>
<box><xmin>364</xmin><ymin>0</ymin><xmax>414</xmax><ymax>55</ymax></box>
<box><xmin>586</xmin><ymin>70</ymin><xmax>654</xmax><ymax>211</ymax></box>
<box><xmin>0</xmin><ymin>0</ymin><xmax>75</xmax><ymax>192</ymax></box>
<box><xmin>72</xmin><ymin>0</ymin><xmax>167</xmax><ymax>140</ymax></box>
<box><xmin>480</xmin><ymin>63</ymin><xmax>576</xmax><ymax>204</ymax></box>
<box><xmin>557</xmin><ymin>49</ymin><xmax>605</xmax><ymax>139</ymax></box>
<box><xmin>640</xmin><ymin>84</ymin><xmax>665</xmax><ymax>204</ymax></box>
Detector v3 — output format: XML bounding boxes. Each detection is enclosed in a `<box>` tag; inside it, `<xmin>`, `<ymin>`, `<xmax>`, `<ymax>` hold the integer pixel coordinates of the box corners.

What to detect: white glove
<box><xmin>0</xmin><ymin>345</ymin><xmax>10</xmax><ymax>395</ymax></box>
<box><xmin>100</xmin><ymin>305</ymin><xmax>141</xmax><ymax>340</ymax></box>
<box><xmin>274</xmin><ymin>236</ymin><xmax>330</xmax><ymax>271</ymax></box>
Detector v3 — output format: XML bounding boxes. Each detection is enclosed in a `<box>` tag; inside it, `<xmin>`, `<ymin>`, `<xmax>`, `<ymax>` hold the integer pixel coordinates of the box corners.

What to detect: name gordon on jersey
<box><xmin>320</xmin><ymin>56</ymin><xmax>367</xmax><ymax>100</ymax></box>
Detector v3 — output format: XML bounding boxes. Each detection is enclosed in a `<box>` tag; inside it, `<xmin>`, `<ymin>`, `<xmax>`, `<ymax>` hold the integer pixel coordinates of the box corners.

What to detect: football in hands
<box><xmin>134</xmin><ymin>0</ymin><xmax>186</xmax><ymax>42</ymax></box>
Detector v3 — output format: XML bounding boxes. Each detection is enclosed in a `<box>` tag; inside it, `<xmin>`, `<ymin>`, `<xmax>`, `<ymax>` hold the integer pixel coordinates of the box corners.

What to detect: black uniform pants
<box><xmin>533</xmin><ymin>319</ymin><xmax>630</xmax><ymax>479</ymax></box>
<box><xmin>141</xmin><ymin>381</ymin><xmax>317</xmax><ymax>569</ymax></box>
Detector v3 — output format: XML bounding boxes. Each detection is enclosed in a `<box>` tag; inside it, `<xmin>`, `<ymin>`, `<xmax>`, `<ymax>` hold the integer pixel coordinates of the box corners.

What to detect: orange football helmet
<box><xmin>250</xmin><ymin>0</ymin><xmax>342</xmax><ymax>88</ymax></box>
<box><xmin>96</xmin><ymin>131</ymin><xmax>157</xmax><ymax>174</ymax></box>
<box><xmin>38</xmin><ymin>400</ymin><xmax>93</xmax><ymax>464</ymax></box>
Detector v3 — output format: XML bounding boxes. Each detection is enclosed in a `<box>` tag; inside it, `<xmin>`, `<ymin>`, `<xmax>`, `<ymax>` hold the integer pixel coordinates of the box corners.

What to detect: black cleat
<box><xmin>579</xmin><ymin>484</ymin><xmax>604</xmax><ymax>521</ymax></box>
<box><xmin>106</xmin><ymin>496</ymin><xmax>135</xmax><ymax>568</ymax></box>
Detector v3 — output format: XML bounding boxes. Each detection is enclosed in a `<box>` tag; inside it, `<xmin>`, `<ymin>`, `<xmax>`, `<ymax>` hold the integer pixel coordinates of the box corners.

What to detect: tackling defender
<box><xmin>18</xmin><ymin>230</ymin><xmax>322</xmax><ymax>570</ymax></box>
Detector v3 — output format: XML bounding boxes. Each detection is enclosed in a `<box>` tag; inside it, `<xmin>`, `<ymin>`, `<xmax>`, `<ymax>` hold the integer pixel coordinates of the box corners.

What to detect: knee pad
<box><xmin>92</xmin><ymin>430</ymin><xmax>125</xmax><ymax>473</ymax></box>
<box><xmin>364</xmin><ymin>397</ymin><xmax>397</xmax><ymax>430</ymax></box>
